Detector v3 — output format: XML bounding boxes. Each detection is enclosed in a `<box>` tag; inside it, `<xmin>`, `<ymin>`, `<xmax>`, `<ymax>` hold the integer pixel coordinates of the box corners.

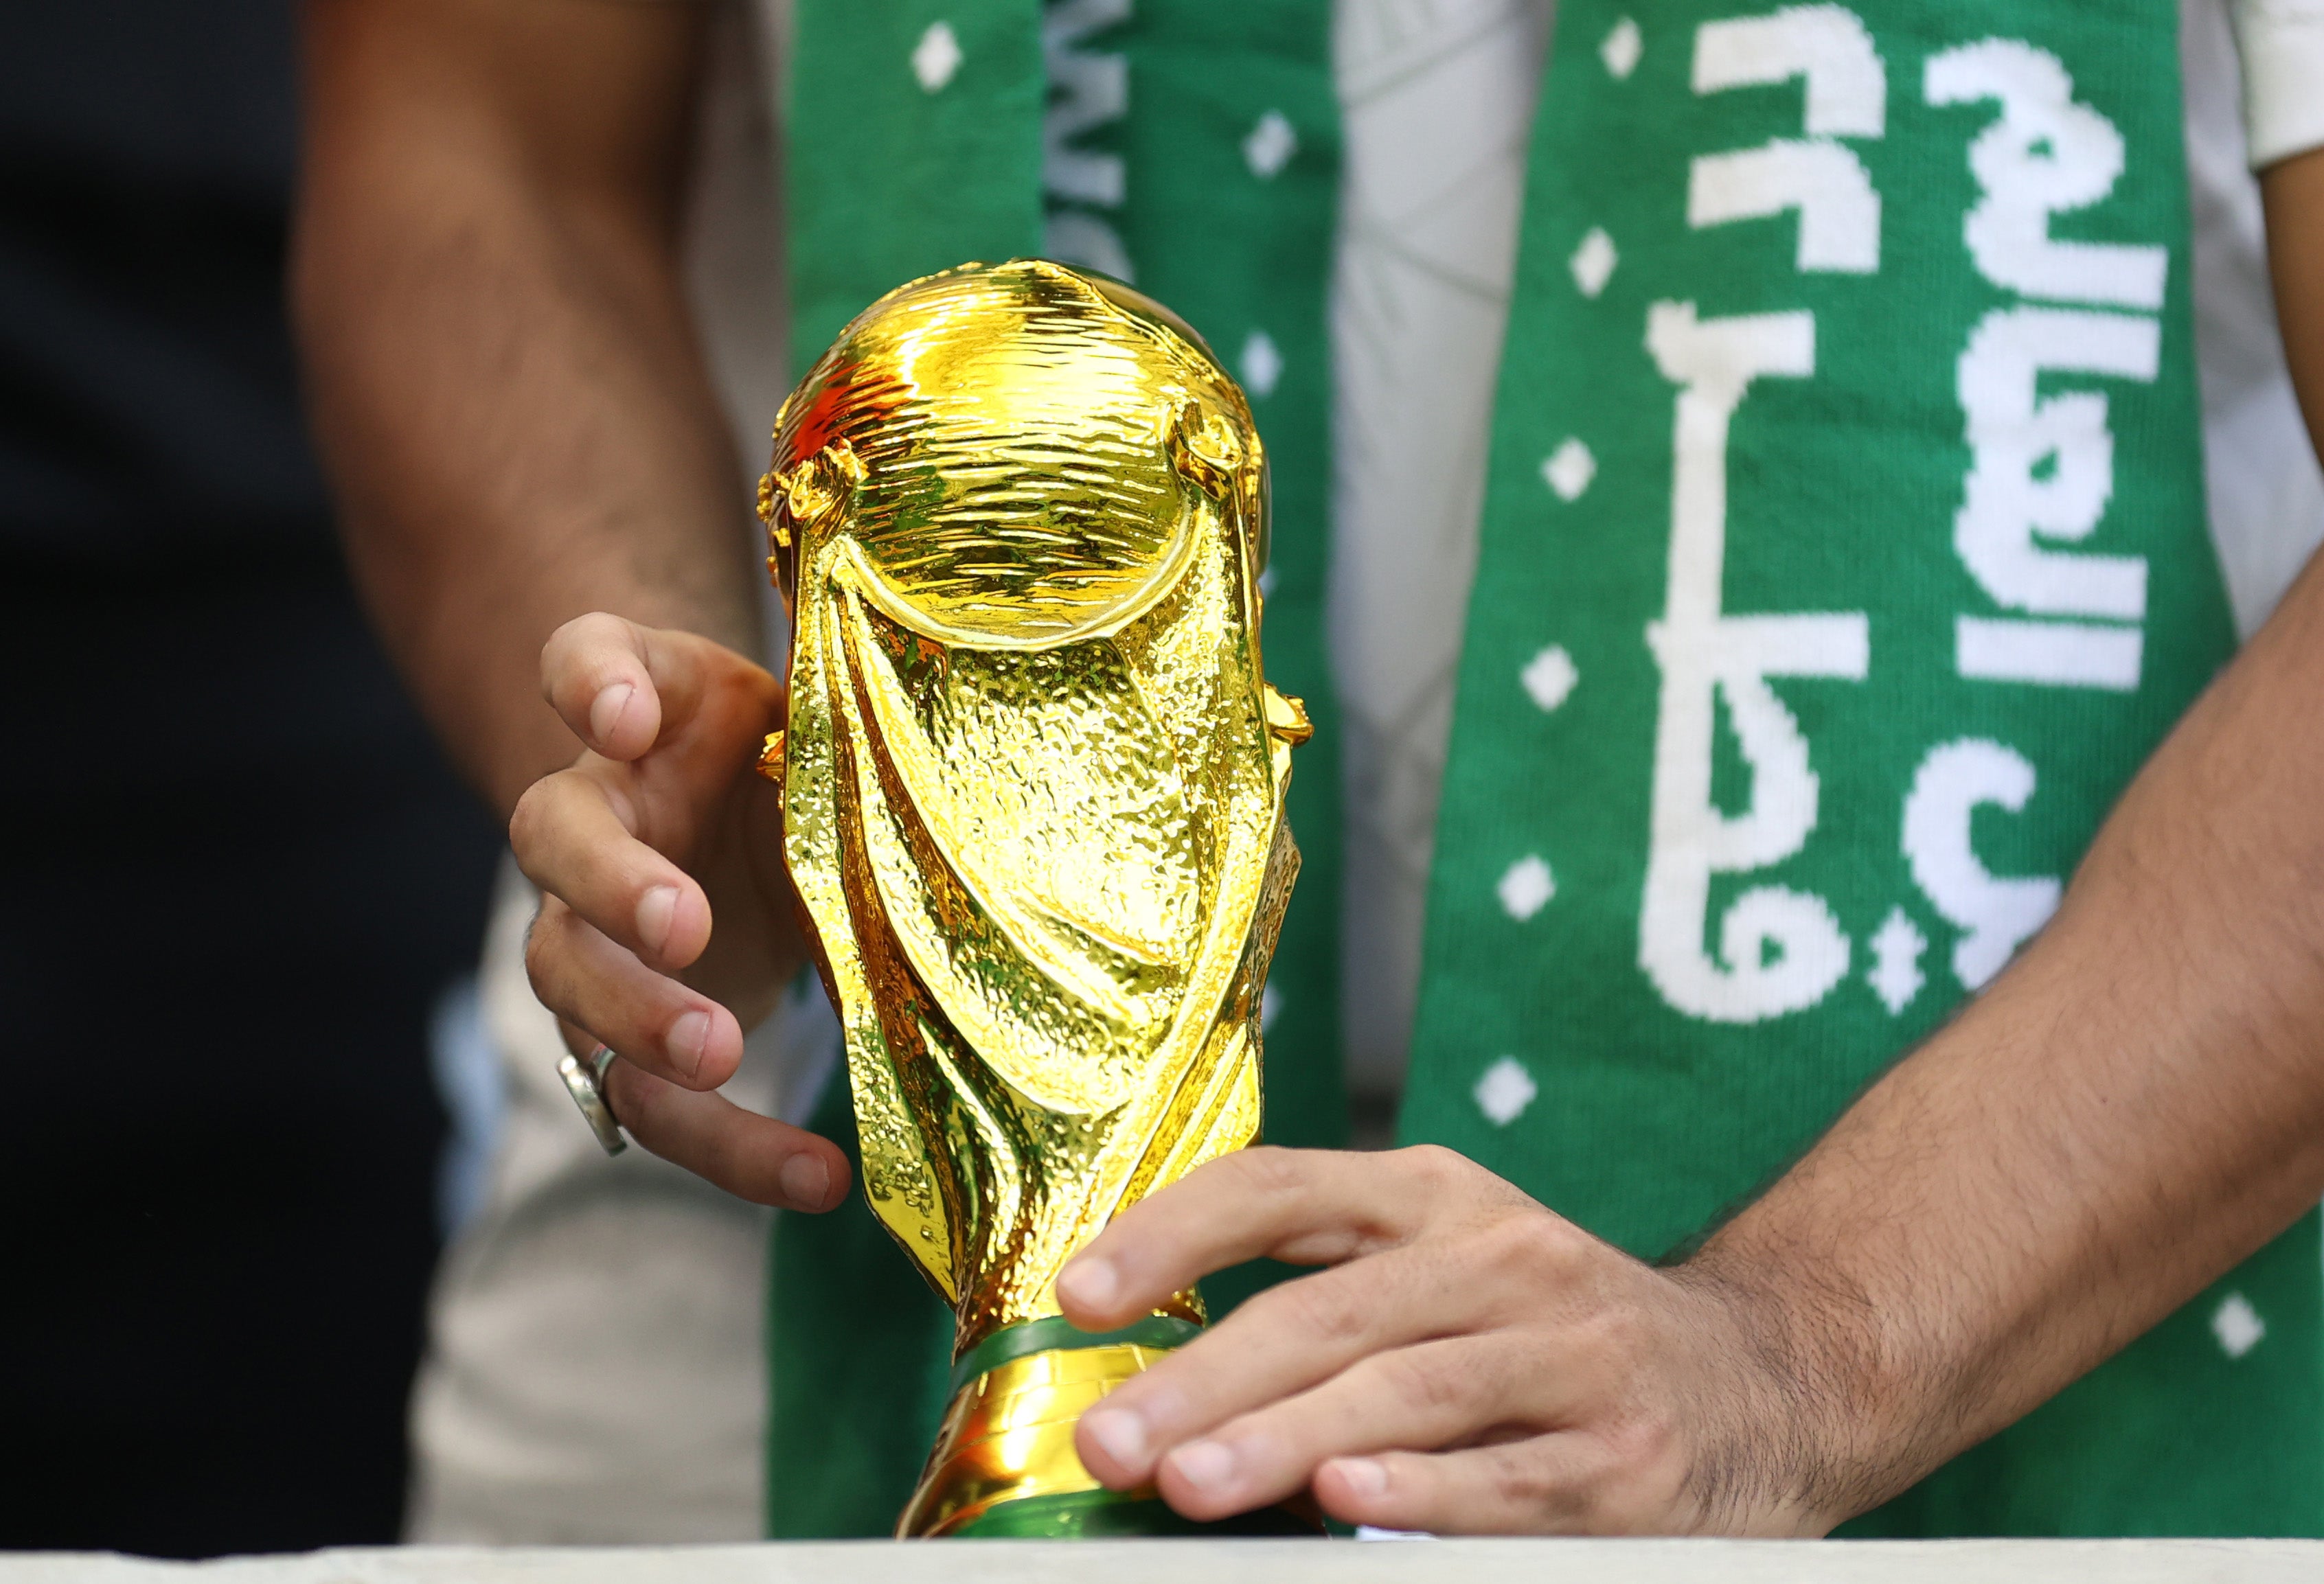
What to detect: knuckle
<box><xmin>507</xmin><ymin>778</ymin><xmax>551</xmax><ymax>853</ymax></box>
<box><xmin>1584</xmin><ymin>1302</ymin><xmax>1654</xmax><ymax>1367</ymax></box>
<box><xmin>1398</xmin><ymin>1143</ymin><xmax>1471</xmax><ymax>1193</ymax></box>
<box><xmin>521</xmin><ymin>907</ymin><xmax>560</xmax><ymax>990</ymax></box>
<box><xmin>597</xmin><ymin>779</ymin><xmax>639</xmax><ymax>834</ymax></box>
<box><xmin>700</xmin><ymin>1122</ymin><xmax>749</xmax><ymax>1191</ymax></box>
<box><xmin>504</xmin><ymin>771</ymin><xmax>562</xmax><ymax>859</ymax></box>
<box><xmin>1275</xmin><ymin>1277</ymin><xmax>1371</xmax><ymax>1346</ymax></box>
<box><xmin>1571</xmin><ymin>1438</ymin><xmax>1678</xmax><ymax>1534</ymax></box>
<box><xmin>1599</xmin><ymin>1410</ymin><xmax>1679</xmax><ymax>1484</ymax></box>
<box><xmin>1482</xmin><ymin>1443</ymin><xmax>1562</xmax><ymax>1513</ymax></box>
<box><xmin>610</xmin><ymin>1064</ymin><xmax>665</xmax><ymax>1134</ymax></box>
<box><xmin>543</xmin><ymin>615</ymin><xmax>594</xmax><ymax>680</ymax></box>
<box><xmin>546</xmin><ymin>612</ymin><xmax>640</xmax><ymax>698</ymax></box>
<box><xmin>1376</xmin><ymin>1348</ymin><xmax>1472</xmax><ymax>1418</ymax></box>
<box><xmin>1230</xmin><ymin>1145</ymin><xmax>1310</xmax><ymax>1200</ymax></box>
<box><xmin>1560</xmin><ymin>1311</ymin><xmax>1628</xmax><ymax>1377</ymax></box>
<box><xmin>565</xmin><ymin>610</ymin><xmax>627</xmax><ymax>650</ymax></box>
<box><xmin>1484</xmin><ymin>1441</ymin><xmax>1623</xmax><ymax>1533</ymax></box>
<box><xmin>1479</xmin><ymin>1209</ymin><xmax>1577</xmax><ymax>1278</ymax></box>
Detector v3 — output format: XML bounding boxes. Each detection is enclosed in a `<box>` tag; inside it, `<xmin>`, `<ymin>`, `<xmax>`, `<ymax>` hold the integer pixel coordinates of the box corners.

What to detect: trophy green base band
<box><xmin>901</xmin><ymin>1316</ymin><xmax>1325</xmax><ymax>1539</ymax></box>
<box><xmin>948</xmin><ymin>1489</ymin><xmax>1321</xmax><ymax>1539</ymax></box>
<box><xmin>944</xmin><ymin>1314</ymin><xmax>1199</xmax><ymax>1400</ymax></box>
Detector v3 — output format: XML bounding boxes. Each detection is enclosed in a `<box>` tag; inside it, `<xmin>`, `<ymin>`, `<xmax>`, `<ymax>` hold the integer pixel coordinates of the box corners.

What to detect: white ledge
<box><xmin>9</xmin><ymin>1539</ymin><xmax>2324</xmax><ymax>1584</ymax></box>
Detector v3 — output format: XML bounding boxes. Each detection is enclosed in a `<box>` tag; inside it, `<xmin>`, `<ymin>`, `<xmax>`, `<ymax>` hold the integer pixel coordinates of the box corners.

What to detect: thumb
<box><xmin>542</xmin><ymin>612</ymin><xmax>677</xmax><ymax>761</ymax></box>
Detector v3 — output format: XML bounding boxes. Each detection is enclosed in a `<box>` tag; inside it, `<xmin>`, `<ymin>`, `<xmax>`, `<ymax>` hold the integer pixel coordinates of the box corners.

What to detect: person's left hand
<box><xmin>1054</xmin><ymin>1145</ymin><xmax>1832</xmax><ymax>1537</ymax></box>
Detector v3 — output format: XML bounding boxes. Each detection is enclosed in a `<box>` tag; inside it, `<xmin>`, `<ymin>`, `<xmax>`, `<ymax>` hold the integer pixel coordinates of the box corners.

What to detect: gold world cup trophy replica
<box><xmin>755</xmin><ymin>260</ymin><xmax>1316</xmax><ymax>1539</ymax></box>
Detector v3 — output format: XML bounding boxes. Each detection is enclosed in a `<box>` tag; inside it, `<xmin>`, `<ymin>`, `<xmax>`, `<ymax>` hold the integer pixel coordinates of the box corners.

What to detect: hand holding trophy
<box><xmin>757</xmin><ymin>260</ymin><xmax>1317</xmax><ymax>1538</ymax></box>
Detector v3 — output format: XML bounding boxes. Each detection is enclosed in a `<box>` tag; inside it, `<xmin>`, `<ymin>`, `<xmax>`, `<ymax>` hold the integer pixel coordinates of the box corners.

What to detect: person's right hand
<box><xmin>510</xmin><ymin>612</ymin><xmax>849</xmax><ymax>1213</ymax></box>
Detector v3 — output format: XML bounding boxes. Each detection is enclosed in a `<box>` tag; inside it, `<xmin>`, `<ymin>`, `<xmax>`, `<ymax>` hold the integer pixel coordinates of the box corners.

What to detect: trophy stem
<box><xmin>896</xmin><ymin>1315</ymin><xmax>1324</xmax><ymax>1539</ymax></box>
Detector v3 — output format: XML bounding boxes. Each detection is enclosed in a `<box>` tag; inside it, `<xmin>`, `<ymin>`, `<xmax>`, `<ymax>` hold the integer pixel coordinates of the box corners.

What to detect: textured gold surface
<box><xmin>898</xmin><ymin>1344</ymin><xmax>1168</xmax><ymax>1537</ymax></box>
<box><xmin>759</xmin><ymin>260</ymin><xmax>1306</xmax><ymax>1530</ymax></box>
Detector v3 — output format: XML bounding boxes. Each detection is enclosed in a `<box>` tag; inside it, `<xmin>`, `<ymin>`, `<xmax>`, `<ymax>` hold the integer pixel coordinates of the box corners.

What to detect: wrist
<box><xmin>1667</xmin><ymin>1238</ymin><xmax>1894</xmax><ymax>1536</ymax></box>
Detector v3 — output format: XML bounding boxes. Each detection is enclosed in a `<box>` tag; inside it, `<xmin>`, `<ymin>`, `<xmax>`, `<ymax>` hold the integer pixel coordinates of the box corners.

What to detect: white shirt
<box><xmin>2235</xmin><ymin>0</ymin><xmax>2324</xmax><ymax>167</ymax></box>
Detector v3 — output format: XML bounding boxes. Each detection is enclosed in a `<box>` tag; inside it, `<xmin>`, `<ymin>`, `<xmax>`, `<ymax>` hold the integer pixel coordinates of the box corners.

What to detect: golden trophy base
<box><xmin>898</xmin><ymin>1317</ymin><xmax>1325</xmax><ymax>1539</ymax></box>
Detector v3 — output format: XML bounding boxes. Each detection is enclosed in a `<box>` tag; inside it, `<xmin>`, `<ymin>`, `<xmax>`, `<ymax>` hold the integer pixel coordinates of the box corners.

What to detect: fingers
<box><xmin>604</xmin><ymin>1059</ymin><xmax>852</xmax><ymax>1213</ymax></box>
<box><xmin>1314</xmin><ymin>1437</ymin><xmax>1629</xmax><ymax>1536</ymax></box>
<box><xmin>520</xmin><ymin>615</ymin><xmax>791</xmax><ymax>1097</ymax></box>
<box><xmin>525</xmin><ymin>896</ymin><xmax>743</xmax><ymax>1089</ymax></box>
<box><xmin>1059</xmin><ymin>1147</ymin><xmax>1470</xmax><ymax>1333</ymax></box>
<box><xmin>1141</xmin><ymin>1335</ymin><xmax>1548</xmax><ymax>1522</ymax></box>
<box><xmin>511</xmin><ymin>766</ymin><xmax>712</xmax><ymax>970</ymax></box>
<box><xmin>540</xmin><ymin>612</ymin><xmax>703</xmax><ymax>762</ymax></box>
<box><xmin>536</xmin><ymin>615</ymin><xmax>783</xmax><ymax>858</ymax></box>
<box><xmin>1073</xmin><ymin>1235</ymin><xmax>1489</xmax><ymax>1495</ymax></box>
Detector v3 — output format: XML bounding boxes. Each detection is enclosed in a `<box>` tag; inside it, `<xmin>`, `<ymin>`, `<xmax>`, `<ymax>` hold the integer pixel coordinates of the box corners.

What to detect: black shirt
<box><xmin>0</xmin><ymin>2</ymin><xmax>499</xmax><ymax>1556</ymax></box>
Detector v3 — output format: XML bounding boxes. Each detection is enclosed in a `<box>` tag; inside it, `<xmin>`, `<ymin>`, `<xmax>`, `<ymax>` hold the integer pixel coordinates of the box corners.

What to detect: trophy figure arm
<box><xmin>784</xmin><ymin>571</ymin><xmax>967</xmax><ymax>1303</ymax></box>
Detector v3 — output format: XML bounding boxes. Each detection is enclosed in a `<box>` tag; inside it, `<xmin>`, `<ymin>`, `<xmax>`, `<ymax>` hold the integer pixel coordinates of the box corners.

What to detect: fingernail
<box><xmin>780</xmin><ymin>1153</ymin><xmax>831</xmax><ymax>1208</ymax></box>
<box><xmin>1082</xmin><ymin>1407</ymin><xmax>1148</xmax><ymax>1470</ymax></box>
<box><xmin>1170</xmin><ymin>1439</ymin><xmax>1237</xmax><ymax>1494</ymax></box>
<box><xmin>668</xmin><ymin>1009</ymin><xmax>710</xmax><ymax>1077</ymax></box>
<box><xmin>1330</xmin><ymin>1457</ymin><xmax>1388</xmax><ymax>1498</ymax></box>
<box><xmin>637</xmin><ymin>886</ymin><xmax>680</xmax><ymax>955</ymax></box>
<box><xmin>589</xmin><ymin>682</ymin><xmax>635</xmax><ymax>744</ymax></box>
<box><xmin>1058</xmin><ymin>1256</ymin><xmax>1118</xmax><ymax>1312</ymax></box>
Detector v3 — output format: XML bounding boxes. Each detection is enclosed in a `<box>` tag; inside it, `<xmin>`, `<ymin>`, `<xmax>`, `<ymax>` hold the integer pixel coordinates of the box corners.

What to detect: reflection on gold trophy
<box><xmin>755</xmin><ymin>260</ymin><xmax>1314</xmax><ymax>1539</ymax></box>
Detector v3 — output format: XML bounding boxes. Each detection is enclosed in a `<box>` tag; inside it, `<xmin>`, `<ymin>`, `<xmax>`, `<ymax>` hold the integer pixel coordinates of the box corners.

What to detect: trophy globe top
<box><xmin>758</xmin><ymin>258</ymin><xmax>1269</xmax><ymax>650</ymax></box>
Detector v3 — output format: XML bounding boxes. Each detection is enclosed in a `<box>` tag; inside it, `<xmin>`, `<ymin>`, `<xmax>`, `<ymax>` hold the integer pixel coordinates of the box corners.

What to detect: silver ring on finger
<box><xmin>557</xmin><ymin>1043</ymin><xmax>628</xmax><ymax>1157</ymax></box>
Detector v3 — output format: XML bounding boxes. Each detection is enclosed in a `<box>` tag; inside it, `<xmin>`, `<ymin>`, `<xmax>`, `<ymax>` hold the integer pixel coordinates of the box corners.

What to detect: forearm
<box><xmin>2268</xmin><ymin>149</ymin><xmax>2324</xmax><ymax>461</ymax></box>
<box><xmin>294</xmin><ymin>0</ymin><xmax>760</xmax><ymax>816</ymax></box>
<box><xmin>1695</xmin><ymin>168</ymin><xmax>2324</xmax><ymax>1514</ymax></box>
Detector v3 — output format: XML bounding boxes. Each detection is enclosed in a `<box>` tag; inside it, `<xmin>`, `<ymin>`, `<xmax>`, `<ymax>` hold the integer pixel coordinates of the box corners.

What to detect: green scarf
<box><xmin>770</xmin><ymin>0</ymin><xmax>2322</xmax><ymax>1539</ymax></box>
<box><xmin>768</xmin><ymin>0</ymin><xmax>1345</xmax><ymax>1536</ymax></box>
<box><xmin>1403</xmin><ymin>0</ymin><xmax>2320</xmax><ymax>1537</ymax></box>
